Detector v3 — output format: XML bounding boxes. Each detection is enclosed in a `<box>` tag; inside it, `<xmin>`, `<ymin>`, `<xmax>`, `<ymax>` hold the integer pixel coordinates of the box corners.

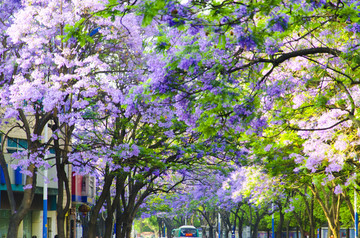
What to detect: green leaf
<box><xmin>218</xmin><ymin>34</ymin><xmax>226</xmax><ymax>50</ymax></box>
<box><xmin>315</xmin><ymin>95</ymin><xmax>329</xmax><ymax>108</ymax></box>
<box><xmin>142</xmin><ymin>12</ymin><xmax>155</xmax><ymax>27</ymax></box>
<box><xmin>141</xmin><ymin>0</ymin><xmax>166</xmax><ymax>27</ymax></box>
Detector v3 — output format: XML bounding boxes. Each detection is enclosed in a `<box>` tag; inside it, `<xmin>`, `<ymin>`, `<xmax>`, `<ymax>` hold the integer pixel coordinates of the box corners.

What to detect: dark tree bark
<box><xmin>88</xmin><ymin>169</ymin><xmax>115</xmax><ymax>238</ymax></box>
<box><xmin>6</xmin><ymin>110</ymin><xmax>48</xmax><ymax>238</ymax></box>
<box><xmin>276</xmin><ymin>203</ymin><xmax>284</xmax><ymax>238</ymax></box>
<box><xmin>54</xmin><ymin>121</ymin><xmax>72</xmax><ymax>238</ymax></box>
<box><xmin>198</xmin><ymin>209</ymin><xmax>216</xmax><ymax>238</ymax></box>
<box><xmin>8</xmin><ymin>164</ymin><xmax>37</xmax><ymax>238</ymax></box>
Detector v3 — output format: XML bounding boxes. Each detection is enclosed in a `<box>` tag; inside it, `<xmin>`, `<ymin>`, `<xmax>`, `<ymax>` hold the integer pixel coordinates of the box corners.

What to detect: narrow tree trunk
<box><xmin>310</xmin><ymin>184</ymin><xmax>342</xmax><ymax>238</ymax></box>
<box><xmin>209</xmin><ymin>226</ymin><xmax>214</xmax><ymax>238</ymax></box>
<box><xmin>276</xmin><ymin>207</ymin><xmax>284</xmax><ymax>238</ymax></box>
<box><xmin>237</xmin><ymin>216</ymin><xmax>243</xmax><ymax>238</ymax></box>
<box><xmin>104</xmin><ymin>214</ymin><xmax>114</xmax><ymax>238</ymax></box>
<box><xmin>116</xmin><ymin>202</ymin><xmax>121</xmax><ymax>238</ymax></box>
<box><xmin>117</xmin><ymin>213</ymin><xmax>134</xmax><ymax>238</ymax></box>
<box><xmin>286</xmin><ymin>220</ymin><xmax>290</xmax><ymax>238</ymax></box>
<box><xmin>88</xmin><ymin>172</ymin><xmax>115</xmax><ymax>238</ymax></box>
<box><xmin>296</xmin><ymin>227</ymin><xmax>299</xmax><ymax>238</ymax></box>
<box><xmin>224</xmin><ymin>227</ymin><xmax>229</xmax><ymax>238</ymax></box>
<box><xmin>104</xmin><ymin>192</ymin><xmax>115</xmax><ymax>238</ymax></box>
<box><xmin>250</xmin><ymin>215</ymin><xmax>261</xmax><ymax>238</ymax></box>
<box><xmin>56</xmin><ymin>147</ymin><xmax>71</xmax><ymax>238</ymax></box>
<box><xmin>56</xmin><ymin>168</ymin><xmax>70</xmax><ymax>238</ymax></box>
<box><xmin>309</xmin><ymin>196</ymin><xmax>315</xmax><ymax>238</ymax></box>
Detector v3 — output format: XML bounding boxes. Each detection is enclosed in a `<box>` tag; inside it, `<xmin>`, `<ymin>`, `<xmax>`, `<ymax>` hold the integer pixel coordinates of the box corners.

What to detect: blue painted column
<box><xmin>355</xmin><ymin>187</ymin><xmax>358</xmax><ymax>238</ymax></box>
<box><xmin>43</xmin><ymin>191</ymin><xmax>47</xmax><ymax>238</ymax></box>
<box><xmin>43</xmin><ymin>123</ymin><xmax>48</xmax><ymax>238</ymax></box>
<box><xmin>218</xmin><ymin>212</ymin><xmax>221</xmax><ymax>238</ymax></box>
<box><xmin>272</xmin><ymin>203</ymin><xmax>274</xmax><ymax>238</ymax></box>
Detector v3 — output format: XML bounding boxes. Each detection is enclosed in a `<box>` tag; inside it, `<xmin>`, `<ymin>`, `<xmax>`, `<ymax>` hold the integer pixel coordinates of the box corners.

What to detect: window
<box><xmin>0</xmin><ymin>165</ymin><xmax>6</xmax><ymax>184</ymax></box>
<box><xmin>7</xmin><ymin>138</ymin><xmax>27</xmax><ymax>185</ymax></box>
<box><xmin>47</xmin><ymin>217</ymin><xmax>52</xmax><ymax>238</ymax></box>
<box><xmin>89</xmin><ymin>177</ymin><xmax>95</xmax><ymax>198</ymax></box>
<box><xmin>7</xmin><ymin>138</ymin><xmax>28</xmax><ymax>153</ymax></box>
<box><xmin>180</xmin><ymin>228</ymin><xmax>198</xmax><ymax>237</ymax></box>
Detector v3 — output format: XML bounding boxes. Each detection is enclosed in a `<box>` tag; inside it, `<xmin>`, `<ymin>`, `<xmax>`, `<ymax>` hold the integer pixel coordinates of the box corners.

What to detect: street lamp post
<box><xmin>43</xmin><ymin>123</ymin><xmax>48</xmax><ymax>238</ymax></box>
<box><xmin>218</xmin><ymin>211</ymin><xmax>221</xmax><ymax>238</ymax></box>
<box><xmin>355</xmin><ymin>182</ymin><xmax>358</xmax><ymax>238</ymax></box>
<box><xmin>272</xmin><ymin>203</ymin><xmax>274</xmax><ymax>238</ymax></box>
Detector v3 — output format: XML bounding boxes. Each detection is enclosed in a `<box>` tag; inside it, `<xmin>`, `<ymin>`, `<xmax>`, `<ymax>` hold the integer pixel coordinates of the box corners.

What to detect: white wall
<box><xmin>32</xmin><ymin>210</ymin><xmax>57</xmax><ymax>238</ymax></box>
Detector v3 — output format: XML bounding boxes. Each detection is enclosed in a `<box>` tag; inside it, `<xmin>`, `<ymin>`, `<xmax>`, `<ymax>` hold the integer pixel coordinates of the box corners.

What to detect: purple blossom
<box><xmin>334</xmin><ymin>184</ymin><xmax>343</xmax><ymax>195</ymax></box>
<box><xmin>23</xmin><ymin>184</ymin><xmax>32</xmax><ymax>190</ymax></box>
<box><xmin>250</xmin><ymin>118</ymin><xmax>268</xmax><ymax>131</ymax></box>
<box><xmin>264</xmin><ymin>144</ymin><xmax>272</xmax><ymax>152</ymax></box>
<box><xmin>238</xmin><ymin>34</ymin><xmax>256</xmax><ymax>50</ymax></box>
<box><xmin>334</xmin><ymin>136</ymin><xmax>348</xmax><ymax>151</ymax></box>
<box><xmin>131</xmin><ymin>144</ymin><xmax>140</xmax><ymax>156</ymax></box>
<box><xmin>264</xmin><ymin>38</ymin><xmax>282</xmax><ymax>55</ymax></box>
<box><xmin>178</xmin><ymin>56</ymin><xmax>198</xmax><ymax>71</ymax></box>
<box><xmin>164</xmin><ymin>130</ymin><xmax>175</xmax><ymax>138</ymax></box>
<box><xmin>234</xmin><ymin>5</ymin><xmax>248</xmax><ymax>18</ymax></box>
<box><xmin>220</xmin><ymin>16</ymin><xmax>229</xmax><ymax>24</ymax></box>
<box><xmin>268</xmin><ymin>14</ymin><xmax>289</xmax><ymax>32</ymax></box>
<box><xmin>348</xmin><ymin>23</ymin><xmax>360</xmax><ymax>33</ymax></box>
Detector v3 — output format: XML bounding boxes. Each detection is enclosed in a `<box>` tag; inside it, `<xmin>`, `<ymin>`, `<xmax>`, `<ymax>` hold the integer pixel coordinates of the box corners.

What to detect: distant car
<box><xmin>173</xmin><ymin>226</ymin><xmax>199</xmax><ymax>238</ymax></box>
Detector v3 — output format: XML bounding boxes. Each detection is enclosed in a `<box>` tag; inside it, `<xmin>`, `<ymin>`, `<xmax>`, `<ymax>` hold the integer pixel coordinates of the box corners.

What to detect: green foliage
<box><xmin>61</xmin><ymin>19</ymin><xmax>95</xmax><ymax>47</ymax></box>
<box><xmin>314</xmin><ymin>95</ymin><xmax>329</xmax><ymax>109</ymax></box>
<box><xmin>217</xmin><ymin>34</ymin><xmax>226</xmax><ymax>50</ymax></box>
<box><xmin>140</xmin><ymin>0</ymin><xmax>166</xmax><ymax>27</ymax></box>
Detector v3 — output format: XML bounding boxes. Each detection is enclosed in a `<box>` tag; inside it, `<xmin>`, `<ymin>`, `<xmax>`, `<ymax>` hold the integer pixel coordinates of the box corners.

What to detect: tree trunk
<box><xmin>237</xmin><ymin>214</ymin><xmax>243</xmax><ymax>238</ymax></box>
<box><xmin>309</xmin><ymin>196</ymin><xmax>315</xmax><ymax>238</ymax></box>
<box><xmin>250</xmin><ymin>209</ymin><xmax>267</xmax><ymax>238</ymax></box>
<box><xmin>310</xmin><ymin>184</ymin><xmax>342</xmax><ymax>238</ymax></box>
<box><xmin>117</xmin><ymin>213</ymin><xmax>134</xmax><ymax>238</ymax></box>
<box><xmin>8</xmin><ymin>164</ymin><xmax>37</xmax><ymax>238</ymax></box>
<box><xmin>224</xmin><ymin>227</ymin><xmax>229</xmax><ymax>238</ymax></box>
<box><xmin>104</xmin><ymin>213</ymin><xmax>114</xmax><ymax>238</ymax></box>
<box><xmin>276</xmin><ymin>205</ymin><xmax>284</xmax><ymax>238</ymax></box>
<box><xmin>250</xmin><ymin>213</ymin><xmax>261</xmax><ymax>238</ymax></box>
<box><xmin>286</xmin><ymin>220</ymin><xmax>290</xmax><ymax>238</ymax></box>
<box><xmin>296</xmin><ymin>227</ymin><xmax>299</xmax><ymax>238</ymax></box>
<box><xmin>209</xmin><ymin>226</ymin><xmax>214</xmax><ymax>238</ymax></box>
<box><xmin>104</xmin><ymin>174</ymin><xmax>123</xmax><ymax>238</ymax></box>
<box><xmin>104</xmin><ymin>192</ymin><xmax>115</xmax><ymax>238</ymax></box>
<box><xmin>88</xmin><ymin>171</ymin><xmax>115</xmax><ymax>238</ymax></box>
<box><xmin>56</xmin><ymin>148</ymin><xmax>71</xmax><ymax>238</ymax></box>
<box><xmin>164</xmin><ymin>218</ymin><xmax>175</xmax><ymax>238</ymax></box>
<box><xmin>7</xmin><ymin>216</ymin><xmax>22</xmax><ymax>238</ymax></box>
<box><xmin>56</xmin><ymin>167</ymin><xmax>70</xmax><ymax>238</ymax></box>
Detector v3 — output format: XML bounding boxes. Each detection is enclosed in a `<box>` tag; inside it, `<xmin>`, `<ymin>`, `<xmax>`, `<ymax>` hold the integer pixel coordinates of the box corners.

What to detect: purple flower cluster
<box><xmin>178</xmin><ymin>55</ymin><xmax>200</xmax><ymax>71</ymax></box>
<box><xmin>238</xmin><ymin>33</ymin><xmax>256</xmax><ymax>50</ymax></box>
<box><xmin>268</xmin><ymin>14</ymin><xmax>289</xmax><ymax>32</ymax></box>
<box><xmin>347</xmin><ymin>23</ymin><xmax>360</xmax><ymax>33</ymax></box>
<box><xmin>234</xmin><ymin>5</ymin><xmax>248</xmax><ymax>18</ymax></box>
<box><xmin>264</xmin><ymin>38</ymin><xmax>282</xmax><ymax>55</ymax></box>
<box><xmin>163</xmin><ymin>2</ymin><xmax>188</xmax><ymax>27</ymax></box>
<box><xmin>233</xmin><ymin>99</ymin><xmax>254</xmax><ymax>119</ymax></box>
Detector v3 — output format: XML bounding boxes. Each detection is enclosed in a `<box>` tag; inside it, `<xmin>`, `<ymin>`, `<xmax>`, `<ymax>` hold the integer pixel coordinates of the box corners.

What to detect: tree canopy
<box><xmin>2</xmin><ymin>0</ymin><xmax>360</xmax><ymax>238</ymax></box>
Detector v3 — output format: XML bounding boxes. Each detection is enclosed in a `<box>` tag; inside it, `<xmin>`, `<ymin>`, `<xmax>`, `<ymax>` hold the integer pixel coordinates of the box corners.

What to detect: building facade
<box><xmin>0</xmin><ymin>131</ymin><xmax>96</xmax><ymax>238</ymax></box>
